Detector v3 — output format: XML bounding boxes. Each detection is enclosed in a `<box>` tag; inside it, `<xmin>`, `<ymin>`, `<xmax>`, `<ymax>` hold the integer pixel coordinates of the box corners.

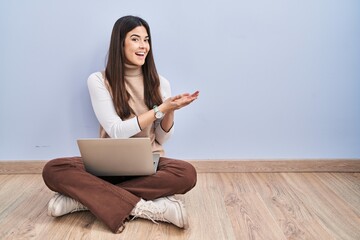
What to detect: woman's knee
<box><xmin>42</xmin><ymin>157</ymin><xmax>77</xmax><ymax>190</ymax></box>
<box><xmin>159</xmin><ymin>158</ymin><xmax>197</xmax><ymax>192</ymax></box>
<box><xmin>178</xmin><ymin>160</ymin><xmax>197</xmax><ymax>190</ymax></box>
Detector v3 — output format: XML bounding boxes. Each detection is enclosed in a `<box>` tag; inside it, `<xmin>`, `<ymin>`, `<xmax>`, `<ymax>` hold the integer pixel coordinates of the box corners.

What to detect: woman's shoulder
<box><xmin>88</xmin><ymin>71</ymin><xmax>104</xmax><ymax>81</ymax></box>
<box><xmin>87</xmin><ymin>71</ymin><xmax>106</xmax><ymax>87</ymax></box>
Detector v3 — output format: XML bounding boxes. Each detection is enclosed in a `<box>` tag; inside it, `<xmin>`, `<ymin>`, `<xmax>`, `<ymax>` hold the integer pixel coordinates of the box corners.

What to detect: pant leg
<box><xmin>117</xmin><ymin>157</ymin><xmax>197</xmax><ymax>200</ymax></box>
<box><xmin>42</xmin><ymin>157</ymin><xmax>140</xmax><ymax>233</ymax></box>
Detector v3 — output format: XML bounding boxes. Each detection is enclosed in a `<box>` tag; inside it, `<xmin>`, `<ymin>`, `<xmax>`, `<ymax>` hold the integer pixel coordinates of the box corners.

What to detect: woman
<box><xmin>42</xmin><ymin>15</ymin><xmax>199</xmax><ymax>234</ymax></box>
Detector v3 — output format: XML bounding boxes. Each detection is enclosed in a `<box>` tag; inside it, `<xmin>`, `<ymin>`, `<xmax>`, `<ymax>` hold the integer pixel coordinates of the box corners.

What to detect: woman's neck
<box><xmin>124</xmin><ymin>63</ymin><xmax>142</xmax><ymax>77</ymax></box>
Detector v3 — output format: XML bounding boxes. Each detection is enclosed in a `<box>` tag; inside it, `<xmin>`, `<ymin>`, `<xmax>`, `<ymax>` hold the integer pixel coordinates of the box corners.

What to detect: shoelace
<box><xmin>131</xmin><ymin>201</ymin><xmax>168</xmax><ymax>224</ymax></box>
<box><xmin>68</xmin><ymin>197</ymin><xmax>88</xmax><ymax>213</ymax></box>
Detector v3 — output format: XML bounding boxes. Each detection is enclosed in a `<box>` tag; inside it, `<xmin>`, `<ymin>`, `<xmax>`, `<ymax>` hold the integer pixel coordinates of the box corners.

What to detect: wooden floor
<box><xmin>0</xmin><ymin>172</ymin><xmax>360</xmax><ymax>239</ymax></box>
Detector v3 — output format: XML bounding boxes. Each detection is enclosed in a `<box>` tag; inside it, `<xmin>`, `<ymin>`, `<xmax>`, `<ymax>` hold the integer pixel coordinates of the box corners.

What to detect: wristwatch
<box><xmin>153</xmin><ymin>105</ymin><xmax>164</xmax><ymax>119</ymax></box>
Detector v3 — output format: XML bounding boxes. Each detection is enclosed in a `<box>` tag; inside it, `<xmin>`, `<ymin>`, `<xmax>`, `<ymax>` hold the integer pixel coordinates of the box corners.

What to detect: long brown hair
<box><xmin>105</xmin><ymin>15</ymin><xmax>163</xmax><ymax>119</ymax></box>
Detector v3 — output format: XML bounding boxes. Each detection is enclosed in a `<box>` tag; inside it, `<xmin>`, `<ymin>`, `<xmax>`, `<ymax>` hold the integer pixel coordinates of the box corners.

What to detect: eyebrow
<box><xmin>130</xmin><ymin>34</ymin><xmax>149</xmax><ymax>39</ymax></box>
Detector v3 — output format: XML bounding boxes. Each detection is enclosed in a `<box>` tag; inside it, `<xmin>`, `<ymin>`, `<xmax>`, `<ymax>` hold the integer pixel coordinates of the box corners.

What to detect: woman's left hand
<box><xmin>162</xmin><ymin>91</ymin><xmax>199</xmax><ymax>113</ymax></box>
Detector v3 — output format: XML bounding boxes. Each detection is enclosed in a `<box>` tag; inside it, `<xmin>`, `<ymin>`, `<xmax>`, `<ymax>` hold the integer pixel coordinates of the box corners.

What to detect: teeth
<box><xmin>136</xmin><ymin>52</ymin><xmax>145</xmax><ymax>56</ymax></box>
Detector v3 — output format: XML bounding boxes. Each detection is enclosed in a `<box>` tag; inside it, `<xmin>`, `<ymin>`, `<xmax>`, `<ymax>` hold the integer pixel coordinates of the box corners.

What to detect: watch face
<box><xmin>155</xmin><ymin>111</ymin><xmax>164</xmax><ymax>119</ymax></box>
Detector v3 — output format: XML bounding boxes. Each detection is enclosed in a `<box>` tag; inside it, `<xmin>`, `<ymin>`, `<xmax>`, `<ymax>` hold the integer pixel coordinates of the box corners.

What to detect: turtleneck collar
<box><xmin>124</xmin><ymin>63</ymin><xmax>143</xmax><ymax>77</ymax></box>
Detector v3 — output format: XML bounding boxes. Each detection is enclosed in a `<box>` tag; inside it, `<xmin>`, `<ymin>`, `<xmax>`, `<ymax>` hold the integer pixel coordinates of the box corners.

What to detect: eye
<box><xmin>131</xmin><ymin>38</ymin><xmax>140</xmax><ymax>42</ymax></box>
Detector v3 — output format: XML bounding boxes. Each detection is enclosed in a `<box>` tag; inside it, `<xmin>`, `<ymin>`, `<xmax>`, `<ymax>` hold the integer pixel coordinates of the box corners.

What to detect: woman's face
<box><xmin>124</xmin><ymin>26</ymin><xmax>150</xmax><ymax>66</ymax></box>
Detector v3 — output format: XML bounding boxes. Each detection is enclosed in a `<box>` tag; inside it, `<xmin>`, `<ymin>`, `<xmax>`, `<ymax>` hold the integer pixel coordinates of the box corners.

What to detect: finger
<box><xmin>191</xmin><ymin>91</ymin><xmax>200</xmax><ymax>97</ymax></box>
<box><xmin>171</xmin><ymin>95</ymin><xmax>182</xmax><ymax>101</ymax></box>
<box><xmin>179</xmin><ymin>98</ymin><xmax>196</xmax><ymax>106</ymax></box>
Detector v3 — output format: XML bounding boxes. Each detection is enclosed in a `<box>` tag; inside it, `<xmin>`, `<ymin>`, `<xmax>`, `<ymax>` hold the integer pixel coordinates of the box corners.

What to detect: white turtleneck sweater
<box><xmin>87</xmin><ymin>66</ymin><xmax>173</xmax><ymax>155</ymax></box>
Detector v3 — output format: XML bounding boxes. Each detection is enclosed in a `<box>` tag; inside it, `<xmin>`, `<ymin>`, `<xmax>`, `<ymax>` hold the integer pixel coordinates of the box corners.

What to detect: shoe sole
<box><xmin>166</xmin><ymin>196</ymin><xmax>189</xmax><ymax>229</ymax></box>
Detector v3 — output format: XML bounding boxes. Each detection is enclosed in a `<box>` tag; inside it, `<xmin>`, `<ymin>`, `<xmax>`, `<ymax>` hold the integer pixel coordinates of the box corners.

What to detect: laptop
<box><xmin>77</xmin><ymin>138</ymin><xmax>160</xmax><ymax>176</ymax></box>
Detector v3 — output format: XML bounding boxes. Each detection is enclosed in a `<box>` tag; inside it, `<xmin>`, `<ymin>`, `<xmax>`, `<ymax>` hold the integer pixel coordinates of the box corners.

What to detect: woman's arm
<box><xmin>88</xmin><ymin>72</ymin><xmax>198</xmax><ymax>139</ymax></box>
<box><xmin>87</xmin><ymin>72</ymin><xmax>142</xmax><ymax>138</ymax></box>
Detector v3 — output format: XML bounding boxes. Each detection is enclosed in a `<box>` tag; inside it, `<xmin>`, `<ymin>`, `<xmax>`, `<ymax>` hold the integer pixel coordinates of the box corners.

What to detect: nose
<box><xmin>139</xmin><ymin>39</ymin><xmax>148</xmax><ymax>49</ymax></box>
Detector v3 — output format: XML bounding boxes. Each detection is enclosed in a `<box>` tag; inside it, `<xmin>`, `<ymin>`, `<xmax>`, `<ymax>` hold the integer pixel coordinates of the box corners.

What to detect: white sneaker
<box><xmin>48</xmin><ymin>193</ymin><xmax>88</xmax><ymax>217</ymax></box>
<box><xmin>131</xmin><ymin>196</ymin><xmax>189</xmax><ymax>229</ymax></box>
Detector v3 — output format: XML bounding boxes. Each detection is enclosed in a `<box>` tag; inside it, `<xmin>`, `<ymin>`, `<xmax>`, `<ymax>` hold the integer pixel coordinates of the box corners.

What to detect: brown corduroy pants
<box><xmin>42</xmin><ymin>157</ymin><xmax>197</xmax><ymax>233</ymax></box>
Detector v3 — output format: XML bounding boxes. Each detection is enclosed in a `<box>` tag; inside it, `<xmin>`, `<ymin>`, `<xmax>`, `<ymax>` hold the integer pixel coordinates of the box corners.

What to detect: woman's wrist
<box><xmin>158</xmin><ymin>103</ymin><xmax>169</xmax><ymax>114</ymax></box>
<box><xmin>164</xmin><ymin>110</ymin><xmax>174</xmax><ymax>118</ymax></box>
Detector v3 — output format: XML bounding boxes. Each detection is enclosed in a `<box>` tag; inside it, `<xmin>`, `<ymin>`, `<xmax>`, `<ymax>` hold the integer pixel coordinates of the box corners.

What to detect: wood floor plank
<box><xmin>248</xmin><ymin>173</ymin><xmax>334</xmax><ymax>240</ymax></box>
<box><xmin>0</xmin><ymin>175</ymin><xmax>13</xmax><ymax>186</ymax></box>
<box><xmin>315</xmin><ymin>173</ymin><xmax>360</xmax><ymax>217</ymax></box>
<box><xmin>282</xmin><ymin>173</ymin><xmax>360</xmax><ymax>240</ymax></box>
<box><xmin>218</xmin><ymin>173</ymin><xmax>287</xmax><ymax>240</ymax></box>
<box><xmin>0</xmin><ymin>175</ymin><xmax>32</xmax><ymax>215</ymax></box>
<box><xmin>184</xmin><ymin>173</ymin><xmax>237</xmax><ymax>240</ymax></box>
<box><xmin>335</xmin><ymin>173</ymin><xmax>360</xmax><ymax>193</ymax></box>
<box><xmin>0</xmin><ymin>175</ymin><xmax>51</xmax><ymax>239</ymax></box>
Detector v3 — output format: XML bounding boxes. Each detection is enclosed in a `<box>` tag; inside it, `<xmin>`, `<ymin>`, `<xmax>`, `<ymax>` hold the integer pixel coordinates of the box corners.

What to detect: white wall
<box><xmin>1</xmin><ymin>0</ymin><xmax>359</xmax><ymax>160</ymax></box>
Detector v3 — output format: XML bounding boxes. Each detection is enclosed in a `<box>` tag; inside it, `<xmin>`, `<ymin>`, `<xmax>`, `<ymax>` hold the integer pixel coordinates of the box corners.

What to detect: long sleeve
<box><xmin>87</xmin><ymin>72</ymin><xmax>141</xmax><ymax>138</ymax></box>
<box><xmin>155</xmin><ymin>76</ymin><xmax>174</xmax><ymax>144</ymax></box>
